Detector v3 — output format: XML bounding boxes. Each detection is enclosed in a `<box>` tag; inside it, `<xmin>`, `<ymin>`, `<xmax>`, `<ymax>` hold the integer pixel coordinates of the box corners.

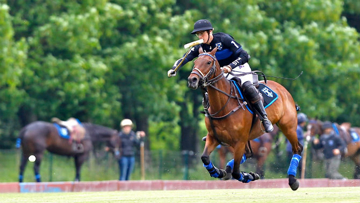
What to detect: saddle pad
<box><xmin>231</xmin><ymin>80</ymin><xmax>279</xmax><ymax>114</ymax></box>
<box><xmin>349</xmin><ymin>129</ymin><xmax>360</xmax><ymax>142</ymax></box>
<box><xmin>53</xmin><ymin>123</ymin><xmax>70</xmax><ymax>139</ymax></box>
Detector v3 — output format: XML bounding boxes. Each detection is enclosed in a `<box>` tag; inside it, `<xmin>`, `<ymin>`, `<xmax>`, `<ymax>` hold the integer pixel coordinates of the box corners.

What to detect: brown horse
<box><xmin>217</xmin><ymin>125</ymin><xmax>280</xmax><ymax>179</ymax></box>
<box><xmin>308</xmin><ymin>120</ymin><xmax>360</xmax><ymax>178</ymax></box>
<box><xmin>187</xmin><ymin>48</ymin><xmax>302</xmax><ymax>190</ymax></box>
<box><xmin>17</xmin><ymin>121</ymin><xmax>119</xmax><ymax>182</ymax></box>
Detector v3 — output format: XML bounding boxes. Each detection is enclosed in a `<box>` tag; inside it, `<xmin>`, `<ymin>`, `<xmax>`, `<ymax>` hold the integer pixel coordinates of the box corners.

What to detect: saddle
<box><xmin>52</xmin><ymin>117</ymin><xmax>86</xmax><ymax>143</ymax></box>
<box><xmin>340</xmin><ymin>123</ymin><xmax>360</xmax><ymax>144</ymax></box>
<box><xmin>231</xmin><ymin>78</ymin><xmax>278</xmax><ymax>114</ymax></box>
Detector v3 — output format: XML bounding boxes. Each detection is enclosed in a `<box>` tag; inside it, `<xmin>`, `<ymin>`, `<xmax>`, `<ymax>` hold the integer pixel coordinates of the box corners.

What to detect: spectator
<box><xmin>286</xmin><ymin>113</ymin><xmax>307</xmax><ymax>176</ymax></box>
<box><xmin>312</xmin><ymin>121</ymin><xmax>347</xmax><ymax>179</ymax></box>
<box><xmin>118</xmin><ymin>119</ymin><xmax>146</xmax><ymax>181</ymax></box>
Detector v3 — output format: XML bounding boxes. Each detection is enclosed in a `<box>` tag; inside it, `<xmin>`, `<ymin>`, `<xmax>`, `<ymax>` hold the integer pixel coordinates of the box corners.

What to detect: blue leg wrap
<box><xmin>203</xmin><ymin>161</ymin><xmax>220</xmax><ymax>178</ymax></box>
<box><xmin>287</xmin><ymin>154</ymin><xmax>302</xmax><ymax>176</ymax></box>
<box><xmin>236</xmin><ymin>172</ymin><xmax>253</xmax><ymax>183</ymax></box>
<box><xmin>237</xmin><ymin>173</ymin><xmax>244</xmax><ymax>182</ymax></box>
<box><xmin>35</xmin><ymin>174</ymin><xmax>41</xmax><ymax>182</ymax></box>
<box><xmin>16</xmin><ymin>138</ymin><xmax>21</xmax><ymax>148</ymax></box>
<box><xmin>226</xmin><ymin>154</ymin><xmax>246</xmax><ymax>170</ymax></box>
<box><xmin>226</xmin><ymin>159</ymin><xmax>234</xmax><ymax>170</ymax></box>
<box><xmin>241</xmin><ymin>154</ymin><xmax>247</xmax><ymax>164</ymax></box>
<box><xmin>19</xmin><ymin>175</ymin><xmax>23</xmax><ymax>182</ymax></box>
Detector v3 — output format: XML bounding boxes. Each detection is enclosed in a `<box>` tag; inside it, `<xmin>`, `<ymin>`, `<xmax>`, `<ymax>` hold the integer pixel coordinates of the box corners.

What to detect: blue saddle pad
<box><xmin>53</xmin><ymin>123</ymin><xmax>71</xmax><ymax>139</ymax></box>
<box><xmin>231</xmin><ymin>80</ymin><xmax>279</xmax><ymax>114</ymax></box>
<box><xmin>349</xmin><ymin>129</ymin><xmax>360</xmax><ymax>143</ymax></box>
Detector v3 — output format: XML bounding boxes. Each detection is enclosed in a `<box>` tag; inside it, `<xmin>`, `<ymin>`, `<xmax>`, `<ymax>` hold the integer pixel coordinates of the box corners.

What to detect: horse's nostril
<box><xmin>192</xmin><ymin>77</ymin><xmax>198</xmax><ymax>83</ymax></box>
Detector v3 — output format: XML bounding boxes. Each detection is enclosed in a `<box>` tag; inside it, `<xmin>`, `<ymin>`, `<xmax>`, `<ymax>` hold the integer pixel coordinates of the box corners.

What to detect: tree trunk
<box><xmin>179</xmin><ymin>89</ymin><xmax>203</xmax><ymax>164</ymax></box>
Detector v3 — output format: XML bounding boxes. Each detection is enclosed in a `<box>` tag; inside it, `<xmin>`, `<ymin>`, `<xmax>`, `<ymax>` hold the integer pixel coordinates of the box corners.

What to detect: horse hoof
<box><xmin>222</xmin><ymin>171</ymin><xmax>232</xmax><ymax>180</ymax></box>
<box><xmin>289</xmin><ymin>180</ymin><xmax>299</xmax><ymax>191</ymax></box>
<box><xmin>250</xmin><ymin>172</ymin><xmax>260</xmax><ymax>181</ymax></box>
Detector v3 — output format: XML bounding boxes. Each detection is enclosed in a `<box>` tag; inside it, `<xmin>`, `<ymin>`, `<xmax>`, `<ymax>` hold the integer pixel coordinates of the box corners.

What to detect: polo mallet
<box><xmin>173</xmin><ymin>39</ymin><xmax>204</xmax><ymax>72</ymax></box>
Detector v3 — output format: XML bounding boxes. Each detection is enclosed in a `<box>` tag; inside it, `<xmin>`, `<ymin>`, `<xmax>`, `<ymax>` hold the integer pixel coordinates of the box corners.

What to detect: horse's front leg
<box><xmin>201</xmin><ymin>134</ymin><xmax>226</xmax><ymax>179</ymax></box>
<box><xmin>231</xmin><ymin>141</ymin><xmax>260</xmax><ymax>183</ymax></box>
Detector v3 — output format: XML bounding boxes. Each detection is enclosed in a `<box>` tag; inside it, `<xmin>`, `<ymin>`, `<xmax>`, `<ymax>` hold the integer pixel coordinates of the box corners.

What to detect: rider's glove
<box><xmin>221</xmin><ymin>65</ymin><xmax>232</xmax><ymax>73</ymax></box>
<box><xmin>167</xmin><ymin>69</ymin><xmax>177</xmax><ymax>77</ymax></box>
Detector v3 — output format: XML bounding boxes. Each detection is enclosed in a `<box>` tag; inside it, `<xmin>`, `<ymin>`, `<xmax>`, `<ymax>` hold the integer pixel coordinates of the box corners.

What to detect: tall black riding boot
<box><xmin>242</xmin><ymin>81</ymin><xmax>273</xmax><ymax>133</ymax></box>
<box><xmin>252</xmin><ymin>99</ymin><xmax>273</xmax><ymax>132</ymax></box>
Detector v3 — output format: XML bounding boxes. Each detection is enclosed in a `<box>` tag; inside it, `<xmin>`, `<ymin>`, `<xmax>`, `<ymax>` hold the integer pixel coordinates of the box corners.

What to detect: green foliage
<box><xmin>0</xmin><ymin>0</ymin><xmax>359</xmax><ymax>150</ymax></box>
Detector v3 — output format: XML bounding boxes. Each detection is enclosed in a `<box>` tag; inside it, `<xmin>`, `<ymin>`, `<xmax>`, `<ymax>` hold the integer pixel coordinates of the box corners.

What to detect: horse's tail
<box><xmin>16</xmin><ymin>128</ymin><xmax>26</xmax><ymax>149</ymax></box>
<box><xmin>295</xmin><ymin>103</ymin><xmax>301</xmax><ymax>112</ymax></box>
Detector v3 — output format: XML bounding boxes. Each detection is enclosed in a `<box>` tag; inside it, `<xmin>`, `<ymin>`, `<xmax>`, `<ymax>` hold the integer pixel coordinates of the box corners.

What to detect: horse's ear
<box><xmin>199</xmin><ymin>47</ymin><xmax>204</xmax><ymax>54</ymax></box>
<box><xmin>210</xmin><ymin>47</ymin><xmax>218</xmax><ymax>56</ymax></box>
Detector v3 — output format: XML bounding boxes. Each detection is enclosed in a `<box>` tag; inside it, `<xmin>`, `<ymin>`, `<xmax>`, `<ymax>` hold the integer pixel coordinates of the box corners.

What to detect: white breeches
<box><xmin>224</xmin><ymin>63</ymin><xmax>253</xmax><ymax>86</ymax></box>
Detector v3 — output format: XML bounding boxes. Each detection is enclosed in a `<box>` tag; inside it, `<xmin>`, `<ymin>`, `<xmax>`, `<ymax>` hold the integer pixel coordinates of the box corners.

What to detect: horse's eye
<box><xmin>207</xmin><ymin>61</ymin><xmax>212</xmax><ymax>65</ymax></box>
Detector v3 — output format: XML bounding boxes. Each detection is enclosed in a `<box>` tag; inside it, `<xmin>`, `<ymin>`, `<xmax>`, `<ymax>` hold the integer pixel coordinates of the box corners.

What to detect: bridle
<box><xmin>190</xmin><ymin>53</ymin><xmax>245</xmax><ymax>119</ymax></box>
<box><xmin>190</xmin><ymin>53</ymin><xmax>223</xmax><ymax>87</ymax></box>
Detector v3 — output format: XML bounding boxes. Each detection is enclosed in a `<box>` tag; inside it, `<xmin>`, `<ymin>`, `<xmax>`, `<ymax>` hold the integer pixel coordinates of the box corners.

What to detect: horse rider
<box><xmin>167</xmin><ymin>19</ymin><xmax>273</xmax><ymax>132</ymax></box>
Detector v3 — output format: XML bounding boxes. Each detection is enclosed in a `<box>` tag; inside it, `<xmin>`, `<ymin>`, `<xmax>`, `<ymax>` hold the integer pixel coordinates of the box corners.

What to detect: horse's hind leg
<box><xmin>201</xmin><ymin>134</ymin><xmax>226</xmax><ymax>179</ymax></box>
<box><xmin>350</xmin><ymin>152</ymin><xmax>360</xmax><ymax>179</ymax></box>
<box><xmin>19</xmin><ymin>154</ymin><xmax>29</xmax><ymax>182</ymax></box>
<box><xmin>33</xmin><ymin>152</ymin><xmax>44</xmax><ymax>182</ymax></box>
<box><xmin>279</xmin><ymin>120</ymin><xmax>303</xmax><ymax>191</ymax></box>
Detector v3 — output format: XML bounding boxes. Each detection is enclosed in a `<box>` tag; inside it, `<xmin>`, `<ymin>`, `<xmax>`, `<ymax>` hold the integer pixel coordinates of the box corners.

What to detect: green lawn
<box><xmin>1</xmin><ymin>187</ymin><xmax>360</xmax><ymax>203</ymax></box>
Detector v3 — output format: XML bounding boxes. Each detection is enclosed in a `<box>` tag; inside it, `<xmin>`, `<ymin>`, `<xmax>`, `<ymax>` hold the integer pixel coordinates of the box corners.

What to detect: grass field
<box><xmin>1</xmin><ymin>187</ymin><xmax>360</xmax><ymax>203</ymax></box>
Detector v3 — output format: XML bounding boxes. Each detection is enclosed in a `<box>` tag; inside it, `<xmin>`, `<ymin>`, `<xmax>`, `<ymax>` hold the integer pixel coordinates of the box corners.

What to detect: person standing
<box><xmin>312</xmin><ymin>121</ymin><xmax>347</xmax><ymax>179</ymax></box>
<box><xmin>118</xmin><ymin>119</ymin><xmax>146</xmax><ymax>181</ymax></box>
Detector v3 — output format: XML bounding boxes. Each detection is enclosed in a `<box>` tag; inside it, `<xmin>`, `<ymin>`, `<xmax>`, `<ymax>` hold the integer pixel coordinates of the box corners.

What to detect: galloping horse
<box><xmin>17</xmin><ymin>121</ymin><xmax>119</xmax><ymax>182</ymax></box>
<box><xmin>308</xmin><ymin>120</ymin><xmax>360</xmax><ymax>179</ymax></box>
<box><xmin>188</xmin><ymin>48</ymin><xmax>303</xmax><ymax>190</ymax></box>
<box><xmin>217</xmin><ymin>125</ymin><xmax>280</xmax><ymax>179</ymax></box>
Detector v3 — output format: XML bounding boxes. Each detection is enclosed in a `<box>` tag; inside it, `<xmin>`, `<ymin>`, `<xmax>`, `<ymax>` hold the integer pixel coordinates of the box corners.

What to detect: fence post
<box><xmin>140</xmin><ymin>140</ymin><xmax>145</xmax><ymax>180</ymax></box>
<box><xmin>49</xmin><ymin>153</ymin><xmax>53</xmax><ymax>182</ymax></box>
<box><xmin>159</xmin><ymin>150</ymin><xmax>162</xmax><ymax>180</ymax></box>
<box><xmin>183</xmin><ymin>150</ymin><xmax>189</xmax><ymax>180</ymax></box>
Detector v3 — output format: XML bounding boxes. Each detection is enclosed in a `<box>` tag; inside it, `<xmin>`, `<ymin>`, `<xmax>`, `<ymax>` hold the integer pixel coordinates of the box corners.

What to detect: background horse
<box><xmin>217</xmin><ymin>125</ymin><xmax>280</xmax><ymax>179</ymax></box>
<box><xmin>308</xmin><ymin>119</ymin><xmax>360</xmax><ymax>178</ymax></box>
<box><xmin>187</xmin><ymin>48</ymin><xmax>302</xmax><ymax>190</ymax></box>
<box><xmin>17</xmin><ymin>121</ymin><xmax>119</xmax><ymax>182</ymax></box>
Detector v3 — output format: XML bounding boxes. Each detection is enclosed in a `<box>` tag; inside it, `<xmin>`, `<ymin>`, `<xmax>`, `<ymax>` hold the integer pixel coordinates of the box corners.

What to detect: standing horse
<box><xmin>187</xmin><ymin>48</ymin><xmax>302</xmax><ymax>190</ymax></box>
<box><xmin>308</xmin><ymin>120</ymin><xmax>360</xmax><ymax>179</ymax></box>
<box><xmin>17</xmin><ymin>121</ymin><xmax>119</xmax><ymax>182</ymax></box>
<box><xmin>217</xmin><ymin>125</ymin><xmax>280</xmax><ymax>179</ymax></box>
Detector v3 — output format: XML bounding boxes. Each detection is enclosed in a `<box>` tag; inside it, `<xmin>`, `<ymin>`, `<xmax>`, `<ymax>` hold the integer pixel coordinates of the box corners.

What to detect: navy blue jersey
<box><xmin>173</xmin><ymin>32</ymin><xmax>250</xmax><ymax>70</ymax></box>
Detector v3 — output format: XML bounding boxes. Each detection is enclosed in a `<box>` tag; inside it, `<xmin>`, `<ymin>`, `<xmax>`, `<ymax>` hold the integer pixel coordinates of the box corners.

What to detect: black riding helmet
<box><xmin>191</xmin><ymin>19</ymin><xmax>214</xmax><ymax>34</ymax></box>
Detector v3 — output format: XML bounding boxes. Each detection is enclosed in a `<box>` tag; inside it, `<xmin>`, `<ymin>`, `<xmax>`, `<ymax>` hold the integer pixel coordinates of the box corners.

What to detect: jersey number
<box><xmin>231</xmin><ymin>41</ymin><xmax>239</xmax><ymax>48</ymax></box>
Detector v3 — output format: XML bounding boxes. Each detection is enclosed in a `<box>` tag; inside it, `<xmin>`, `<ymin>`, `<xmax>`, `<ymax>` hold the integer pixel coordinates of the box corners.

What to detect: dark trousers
<box><xmin>325</xmin><ymin>155</ymin><xmax>344</xmax><ymax>179</ymax></box>
<box><xmin>118</xmin><ymin>156</ymin><xmax>135</xmax><ymax>181</ymax></box>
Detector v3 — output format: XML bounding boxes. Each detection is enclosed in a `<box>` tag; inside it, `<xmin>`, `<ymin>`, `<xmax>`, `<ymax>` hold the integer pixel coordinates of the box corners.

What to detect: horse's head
<box><xmin>307</xmin><ymin>119</ymin><xmax>324</xmax><ymax>137</ymax></box>
<box><xmin>83</xmin><ymin>123</ymin><xmax>120</xmax><ymax>157</ymax></box>
<box><xmin>188</xmin><ymin>47</ymin><xmax>220</xmax><ymax>89</ymax></box>
<box><xmin>105</xmin><ymin>129</ymin><xmax>121</xmax><ymax>158</ymax></box>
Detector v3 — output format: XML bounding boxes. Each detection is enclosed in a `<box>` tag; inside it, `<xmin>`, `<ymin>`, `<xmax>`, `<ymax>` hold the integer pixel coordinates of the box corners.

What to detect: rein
<box><xmin>191</xmin><ymin>53</ymin><xmax>246</xmax><ymax>119</ymax></box>
<box><xmin>192</xmin><ymin>53</ymin><xmax>247</xmax><ymax>146</ymax></box>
